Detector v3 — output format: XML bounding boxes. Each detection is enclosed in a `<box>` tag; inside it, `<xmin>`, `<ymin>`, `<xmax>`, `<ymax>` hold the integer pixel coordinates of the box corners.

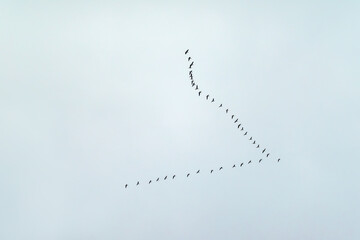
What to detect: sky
<box><xmin>1</xmin><ymin>1</ymin><xmax>360</xmax><ymax>239</ymax></box>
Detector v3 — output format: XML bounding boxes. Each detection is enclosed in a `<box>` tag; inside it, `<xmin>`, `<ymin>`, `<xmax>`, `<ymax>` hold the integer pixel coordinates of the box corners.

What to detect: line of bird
<box><xmin>124</xmin><ymin>158</ymin><xmax>280</xmax><ymax>188</ymax></box>
<box><xmin>185</xmin><ymin>49</ymin><xmax>280</xmax><ymax>161</ymax></box>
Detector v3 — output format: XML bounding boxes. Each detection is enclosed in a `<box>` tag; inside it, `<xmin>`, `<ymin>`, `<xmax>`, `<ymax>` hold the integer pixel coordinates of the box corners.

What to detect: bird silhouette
<box><xmin>248</xmin><ymin>160</ymin><xmax>252</xmax><ymax>164</ymax></box>
<box><xmin>219</xmin><ymin>167</ymin><xmax>223</xmax><ymax>170</ymax></box>
<box><xmin>164</xmin><ymin>176</ymin><xmax>167</xmax><ymax>180</ymax></box>
<box><xmin>189</xmin><ymin>70</ymin><xmax>192</xmax><ymax>75</ymax></box>
<box><xmin>249</xmin><ymin>137</ymin><xmax>252</xmax><ymax>140</ymax></box>
<box><xmin>196</xmin><ymin>170</ymin><xmax>200</xmax><ymax>174</ymax></box>
<box><xmin>211</xmin><ymin>98</ymin><xmax>215</xmax><ymax>102</ymax></box>
<box><xmin>206</xmin><ymin>95</ymin><xmax>209</xmax><ymax>100</ymax></box>
<box><xmin>256</xmin><ymin>144</ymin><xmax>260</xmax><ymax>148</ymax></box>
<box><xmin>137</xmin><ymin>181</ymin><xmax>140</xmax><ymax>186</ymax></box>
<box><xmin>232</xmin><ymin>164</ymin><xmax>236</xmax><ymax>168</ymax></box>
<box><xmin>266</xmin><ymin>153</ymin><xmax>270</xmax><ymax>157</ymax></box>
<box><xmin>262</xmin><ymin>148</ymin><xmax>266</xmax><ymax>153</ymax></box>
<box><xmin>244</xmin><ymin>132</ymin><xmax>248</xmax><ymax>136</ymax></box>
<box><xmin>125</xmin><ymin>184</ymin><xmax>128</xmax><ymax>188</ymax></box>
<box><xmin>219</xmin><ymin>104</ymin><xmax>223</xmax><ymax>108</ymax></box>
<box><xmin>253</xmin><ymin>140</ymin><xmax>256</xmax><ymax>144</ymax></box>
<box><xmin>241</xmin><ymin>127</ymin><xmax>244</xmax><ymax>131</ymax></box>
<box><xmin>226</xmin><ymin>109</ymin><xmax>229</xmax><ymax>113</ymax></box>
<box><xmin>172</xmin><ymin>175</ymin><xmax>176</xmax><ymax>179</ymax></box>
<box><xmin>198</xmin><ymin>91</ymin><xmax>202</xmax><ymax>96</ymax></box>
<box><xmin>240</xmin><ymin>163</ymin><xmax>244</xmax><ymax>167</ymax></box>
<box><xmin>195</xmin><ymin>85</ymin><xmax>198</xmax><ymax>90</ymax></box>
<box><xmin>188</xmin><ymin>57</ymin><xmax>191</xmax><ymax>61</ymax></box>
<box><xmin>185</xmin><ymin>49</ymin><xmax>189</xmax><ymax>54</ymax></box>
<box><xmin>234</xmin><ymin>119</ymin><xmax>238</xmax><ymax>123</ymax></box>
<box><xmin>210</xmin><ymin>170</ymin><xmax>214</xmax><ymax>173</ymax></box>
<box><xmin>149</xmin><ymin>180</ymin><xmax>152</xmax><ymax>184</ymax></box>
<box><xmin>231</xmin><ymin>115</ymin><xmax>234</xmax><ymax>119</ymax></box>
<box><xmin>156</xmin><ymin>178</ymin><xmax>159</xmax><ymax>181</ymax></box>
<box><xmin>187</xmin><ymin>173</ymin><xmax>190</xmax><ymax>177</ymax></box>
<box><xmin>259</xmin><ymin>159</ymin><xmax>262</xmax><ymax>163</ymax></box>
<box><xmin>237</xmin><ymin>124</ymin><xmax>241</xmax><ymax>128</ymax></box>
<box><xmin>278</xmin><ymin>158</ymin><xmax>281</xmax><ymax>162</ymax></box>
<box><xmin>189</xmin><ymin>62</ymin><xmax>194</xmax><ymax>68</ymax></box>
<box><xmin>191</xmin><ymin>82</ymin><xmax>195</xmax><ymax>87</ymax></box>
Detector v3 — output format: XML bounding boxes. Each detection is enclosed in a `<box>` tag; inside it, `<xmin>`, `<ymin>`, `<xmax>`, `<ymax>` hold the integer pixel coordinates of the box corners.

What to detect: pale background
<box><xmin>1</xmin><ymin>1</ymin><xmax>359</xmax><ymax>239</ymax></box>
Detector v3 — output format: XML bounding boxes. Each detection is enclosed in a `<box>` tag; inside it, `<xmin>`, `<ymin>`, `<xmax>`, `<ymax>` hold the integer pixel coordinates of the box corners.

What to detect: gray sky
<box><xmin>1</xmin><ymin>1</ymin><xmax>360</xmax><ymax>239</ymax></box>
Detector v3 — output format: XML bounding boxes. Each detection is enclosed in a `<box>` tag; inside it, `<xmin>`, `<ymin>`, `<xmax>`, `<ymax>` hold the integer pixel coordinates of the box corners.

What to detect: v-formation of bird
<box><xmin>124</xmin><ymin>49</ymin><xmax>281</xmax><ymax>189</ymax></box>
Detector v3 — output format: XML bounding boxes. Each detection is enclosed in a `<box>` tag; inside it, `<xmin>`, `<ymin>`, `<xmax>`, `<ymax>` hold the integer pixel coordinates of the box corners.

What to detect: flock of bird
<box><xmin>124</xmin><ymin>49</ymin><xmax>281</xmax><ymax>189</ymax></box>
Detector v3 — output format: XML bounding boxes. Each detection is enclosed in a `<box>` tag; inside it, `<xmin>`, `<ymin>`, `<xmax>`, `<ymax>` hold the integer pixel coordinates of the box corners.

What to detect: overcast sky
<box><xmin>1</xmin><ymin>1</ymin><xmax>360</xmax><ymax>239</ymax></box>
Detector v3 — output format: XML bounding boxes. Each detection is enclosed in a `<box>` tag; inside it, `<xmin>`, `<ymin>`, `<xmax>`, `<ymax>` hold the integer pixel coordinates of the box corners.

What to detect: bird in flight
<box><xmin>195</xmin><ymin>85</ymin><xmax>199</xmax><ymax>90</ymax></box>
<box><xmin>156</xmin><ymin>178</ymin><xmax>159</xmax><ymax>181</ymax></box>
<box><xmin>241</xmin><ymin>127</ymin><xmax>244</xmax><ymax>131</ymax></box>
<box><xmin>125</xmin><ymin>184</ymin><xmax>128</xmax><ymax>188</ymax></box>
<box><xmin>248</xmin><ymin>160</ymin><xmax>252</xmax><ymax>164</ymax></box>
<box><xmin>185</xmin><ymin>49</ymin><xmax>189</xmax><ymax>54</ymax></box>
<box><xmin>196</xmin><ymin>170</ymin><xmax>200</xmax><ymax>174</ymax></box>
<box><xmin>164</xmin><ymin>176</ymin><xmax>167</xmax><ymax>180</ymax></box>
<box><xmin>259</xmin><ymin>159</ymin><xmax>262</xmax><ymax>163</ymax></box>
<box><xmin>189</xmin><ymin>70</ymin><xmax>192</xmax><ymax>75</ymax></box>
<box><xmin>234</xmin><ymin>119</ymin><xmax>238</xmax><ymax>123</ymax></box>
<box><xmin>189</xmin><ymin>62</ymin><xmax>194</xmax><ymax>69</ymax></box>
<box><xmin>198</xmin><ymin>91</ymin><xmax>202</xmax><ymax>96</ymax></box>
<box><xmin>187</xmin><ymin>173</ymin><xmax>190</xmax><ymax>177</ymax></box>
<box><xmin>149</xmin><ymin>180</ymin><xmax>152</xmax><ymax>184</ymax></box>
<box><xmin>219</xmin><ymin>167</ymin><xmax>223</xmax><ymax>170</ymax></box>
<box><xmin>240</xmin><ymin>163</ymin><xmax>244</xmax><ymax>167</ymax></box>
<box><xmin>266</xmin><ymin>153</ymin><xmax>270</xmax><ymax>157</ymax></box>
<box><xmin>256</xmin><ymin>144</ymin><xmax>260</xmax><ymax>148</ymax></box>
<box><xmin>237</xmin><ymin>124</ymin><xmax>241</xmax><ymax>128</ymax></box>
<box><xmin>211</xmin><ymin>98</ymin><xmax>215</xmax><ymax>102</ymax></box>
<box><xmin>226</xmin><ymin>109</ymin><xmax>229</xmax><ymax>113</ymax></box>
<box><xmin>210</xmin><ymin>169</ymin><xmax>214</xmax><ymax>173</ymax></box>
<box><xmin>206</xmin><ymin>95</ymin><xmax>209</xmax><ymax>100</ymax></box>
<box><xmin>249</xmin><ymin>137</ymin><xmax>252</xmax><ymax>140</ymax></box>
<box><xmin>262</xmin><ymin>148</ymin><xmax>266</xmax><ymax>153</ymax></box>
<box><xmin>244</xmin><ymin>132</ymin><xmax>248</xmax><ymax>136</ymax></box>
<box><xmin>219</xmin><ymin>104</ymin><xmax>222</xmax><ymax>108</ymax></box>
<box><xmin>253</xmin><ymin>140</ymin><xmax>256</xmax><ymax>144</ymax></box>
<box><xmin>172</xmin><ymin>175</ymin><xmax>176</xmax><ymax>179</ymax></box>
<box><xmin>137</xmin><ymin>181</ymin><xmax>140</xmax><ymax>186</ymax></box>
<box><xmin>232</xmin><ymin>164</ymin><xmax>236</xmax><ymax>168</ymax></box>
<box><xmin>231</xmin><ymin>115</ymin><xmax>234</xmax><ymax>119</ymax></box>
<box><xmin>188</xmin><ymin>57</ymin><xmax>191</xmax><ymax>61</ymax></box>
<box><xmin>278</xmin><ymin>158</ymin><xmax>281</xmax><ymax>162</ymax></box>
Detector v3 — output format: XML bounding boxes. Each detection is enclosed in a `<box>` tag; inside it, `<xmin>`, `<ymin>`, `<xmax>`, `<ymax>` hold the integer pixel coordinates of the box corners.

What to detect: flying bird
<box><xmin>244</xmin><ymin>132</ymin><xmax>248</xmax><ymax>136</ymax></box>
<box><xmin>262</xmin><ymin>148</ymin><xmax>266</xmax><ymax>153</ymax></box>
<box><xmin>172</xmin><ymin>175</ymin><xmax>176</xmax><ymax>179</ymax></box>
<box><xmin>226</xmin><ymin>109</ymin><xmax>229</xmax><ymax>113</ymax></box>
<box><xmin>253</xmin><ymin>140</ymin><xmax>256</xmax><ymax>144</ymax></box>
<box><xmin>185</xmin><ymin>49</ymin><xmax>189</xmax><ymax>54</ymax></box>
<box><xmin>188</xmin><ymin>57</ymin><xmax>191</xmax><ymax>61</ymax></box>
<box><xmin>234</xmin><ymin>119</ymin><xmax>238</xmax><ymax>123</ymax></box>
<box><xmin>256</xmin><ymin>144</ymin><xmax>260</xmax><ymax>148</ymax></box>
<box><xmin>240</xmin><ymin>163</ymin><xmax>244</xmax><ymax>167</ymax></box>
<box><xmin>125</xmin><ymin>184</ymin><xmax>128</xmax><ymax>188</ymax></box>
<box><xmin>259</xmin><ymin>159</ymin><xmax>262</xmax><ymax>163</ymax></box>
<box><xmin>149</xmin><ymin>180</ymin><xmax>152</xmax><ymax>184</ymax></box>
<box><xmin>164</xmin><ymin>176</ymin><xmax>167</xmax><ymax>180</ymax></box>
<box><xmin>198</xmin><ymin>91</ymin><xmax>202</xmax><ymax>96</ymax></box>
<box><xmin>189</xmin><ymin>62</ymin><xmax>194</xmax><ymax>68</ymax></box>
<box><xmin>210</xmin><ymin>170</ymin><xmax>214</xmax><ymax>173</ymax></box>
<box><xmin>195</xmin><ymin>85</ymin><xmax>198</xmax><ymax>90</ymax></box>
<box><xmin>241</xmin><ymin>127</ymin><xmax>244</xmax><ymax>131</ymax></box>
<box><xmin>206</xmin><ymin>95</ymin><xmax>209</xmax><ymax>100</ymax></box>
<box><xmin>266</xmin><ymin>153</ymin><xmax>270</xmax><ymax>157</ymax></box>
<box><xmin>219</xmin><ymin>104</ymin><xmax>222</xmax><ymax>108</ymax></box>
<box><xmin>231</xmin><ymin>115</ymin><xmax>234</xmax><ymax>119</ymax></box>
<box><xmin>211</xmin><ymin>98</ymin><xmax>214</xmax><ymax>102</ymax></box>
<box><xmin>278</xmin><ymin>158</ymin><xmax>281</xmax><ymax>162</ymax></box>
<box><xmin>196</xmin><ymin>170</ymin><xmax>200</xmax><ymax>174</ymax></box>
<box><xmin>219</xmin><ymin>167</ymin><xmax>223</xmax><ymax>170</ymax></box>
<box><xmin>191</xmin><ymin>82</ymin><xmax>195</xmax><ymax>87</ymax></box>
<box><xmin>156</xmin><ymin>178</ymin><xmax>159</xmax><ymax>181</ymax></box>
<box><xmin>232</xmin><ymin>164</ymin><xmax>236</xmax><ymax>168</ymax></box>
<box><xmin>248</xmin><ymin>160</ymin><xmax>252</xmax><ymax>164</ymax></box>
<box><xmin>249</xmin><ymin>137</ymin><xmax>252</xmax><ymax>140</ymax></box>
<box><xmin>187</xmin><ymin>173</ymin><xmax>190</xmax><ymax>177</ymax></box>
<box><xmin>137</xmin><ymin>181</ymin><xmax>140</xmax><ymax>186</ymax></box>
<box><xmin>237</xmin><ymin>124</ymin><xmax>241</xmax><ymax>128</ymax></box>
